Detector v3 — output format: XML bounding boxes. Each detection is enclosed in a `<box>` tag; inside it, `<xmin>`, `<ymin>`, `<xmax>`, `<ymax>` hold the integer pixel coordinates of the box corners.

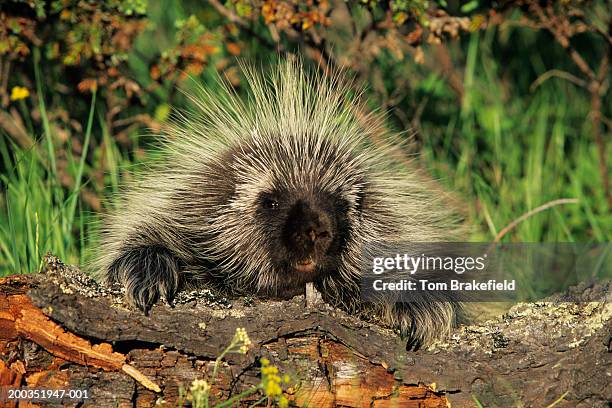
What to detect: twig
<box><xmin>594</xmin><ymin>26</ymin><xmax>612</xmax><ymax>47</ymax></box>
<box><xmin>122</xmin><ymin>364</ymin><xmax>161</xmax><ymax>393</ymax></box>
<box><xmin>0</xmin><ymin>108</ymin><xmax>34</xmax><ymax>149</ymax></box>
<box><xmin>410</xmin><ymin>95</ymin><xmax>429</xmax><ymax>133</ymax></box>
<box><xmin>590</xmin><ymin>50</ymin><xmax>610</xmax><ymax>208</ymax></box>
<box><xmin>494</xmin><ymin>198</ymin><xmax>580</xmax><ymax>242</ymax></box>
<box><xmin>600</xmin><ymin>114</ymin><xmax>612</xmax><ymax>130</ymax></box>
<box><xmin>529</xmin><ymin>69</ymin><xmax>587</xmax><ymax>92</ymax></box>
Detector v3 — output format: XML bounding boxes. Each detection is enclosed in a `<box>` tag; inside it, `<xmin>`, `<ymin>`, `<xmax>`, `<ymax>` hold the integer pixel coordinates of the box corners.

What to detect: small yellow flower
<box><xmin>260</xmin><ymin>357</ymin><xmax>270</xmax><ymax>366</ymax></box>
<box><xmin>10</xmin><ymin>86</ymin><xmax>29</xmax><ymax>101</ymax></box>
<box><xmin>262</xmin><ymin>365</ymin><xmax>278</xmax><ymax>376</ymax></box>
<box><xmin>189</xmin><ymin>379</ymin><xmax>211</xmax><ymax>394</ymax></box>
<box><xmin>282</xmin><ymin>374</ymin><xmax>290</xmax><ymax>384</ymax></box>
<box><xmin>279</xmin><ymin>396</ymin><xmax>289</xmax><ymax>408</ymax></box>
<box><xmin>234</xmin><ymin>327</ymin><xmax>252</xmax><ymax>354</ymax></box>
<box><xmin>189</xmin><ymin>378</ymin><xmax>210</xmax><ymax>407</ymax></box>
<box><xmin>264</xmin><ymin>380</ymin><xmax>282</xmax><ymax>397</ymax></box>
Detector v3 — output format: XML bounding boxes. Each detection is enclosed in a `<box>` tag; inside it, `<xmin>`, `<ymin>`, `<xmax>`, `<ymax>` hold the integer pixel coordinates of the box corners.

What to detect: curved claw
<box><xmin>107</xmin><ymin>245</ymin><xmax>180</xmax><ymax>313</ymax></box>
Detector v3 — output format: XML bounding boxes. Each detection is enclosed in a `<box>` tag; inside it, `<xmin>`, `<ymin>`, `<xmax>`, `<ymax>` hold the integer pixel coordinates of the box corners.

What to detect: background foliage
<box><xmin>0</xmin><ymin>0</ymin><xmax>610</xmax><ymax>274</ymax></box>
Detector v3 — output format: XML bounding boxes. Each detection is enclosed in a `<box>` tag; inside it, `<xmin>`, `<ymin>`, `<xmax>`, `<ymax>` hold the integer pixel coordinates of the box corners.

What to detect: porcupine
<box><xmin>93</xmin><ymin>59</ymin><xmax>463</xmax><ymax>348</ymax></box>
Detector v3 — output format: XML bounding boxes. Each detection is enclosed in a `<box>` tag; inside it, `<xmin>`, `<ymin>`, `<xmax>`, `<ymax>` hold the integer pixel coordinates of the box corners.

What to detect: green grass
<box><xmin>420</xmin><ymin>30</ymin><xmax>610</xmax><ymax>243</ymax></box>
<box><xmin>0</xmin><ymin>60</ymin><xmax>98</xmax><ymax>273</ymax></box>
<box><xmin>0</xmin><ymin>27</ymin><xmax>609</xmax><ymax>277</ymax></box>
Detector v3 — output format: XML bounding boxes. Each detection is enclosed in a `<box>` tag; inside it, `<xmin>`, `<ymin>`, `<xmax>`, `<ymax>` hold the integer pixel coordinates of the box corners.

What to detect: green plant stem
<box><xmin>546</xmin><ymin>391</ymin><xmax>569</xmax><ymax>408</ymax></box>
<box><xmin>210</xmin><ymin>335</ymin><xmax>243</xmax><ymax>385</ymax></box>
<box><xmin>66</xmin><ymin>89</ymin><xmax>97</xmax><ymax>236</ymax></box>
<box><xmin>214</xmin><ymin>387</ymin><xmax>260</xmax><ymax>408</ymax></box>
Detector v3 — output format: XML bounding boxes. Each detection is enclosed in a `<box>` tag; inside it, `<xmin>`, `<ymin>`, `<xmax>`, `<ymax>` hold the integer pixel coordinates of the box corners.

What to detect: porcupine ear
<box><xmin>107</xmin><ymin>245</ymin><xmax>181</xmax><ymax>314</ymax></box>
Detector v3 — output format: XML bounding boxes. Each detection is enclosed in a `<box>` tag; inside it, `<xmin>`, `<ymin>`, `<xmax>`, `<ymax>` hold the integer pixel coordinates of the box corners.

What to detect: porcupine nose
<box><xmin>295</xmin><ymin>211</ymin><xmax>332</xmax><ymax>251</ymax></box>
<box><xmin>283</xmin><ymin>200</ymin><xmax>332</xmax><ymax>254</ymax></box>
<box><xmin>303</xmin><ymin>222</ymin><xmax>331</xmax><ymax>244</ymax></box>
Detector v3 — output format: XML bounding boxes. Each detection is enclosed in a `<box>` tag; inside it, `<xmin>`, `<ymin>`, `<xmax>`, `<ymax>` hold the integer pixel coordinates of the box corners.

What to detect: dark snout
<box><xmin>282</xmin><ymin>199</ymin><xmax>333</xmax><ymax>271</ymax></box>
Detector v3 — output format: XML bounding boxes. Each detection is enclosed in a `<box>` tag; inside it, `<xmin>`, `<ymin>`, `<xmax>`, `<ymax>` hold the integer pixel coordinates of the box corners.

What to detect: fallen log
<box><xmin>0</xmin><ymin>256</ymin><xmax>610</xmax><ymax>407</ymax></box>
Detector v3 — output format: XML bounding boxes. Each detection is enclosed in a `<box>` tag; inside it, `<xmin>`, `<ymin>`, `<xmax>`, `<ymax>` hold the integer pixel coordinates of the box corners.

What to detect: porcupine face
<box><xmin>219</xmin><ymin>134</ymin><xmax>365</xmax><ymax>298</ymax></box>
<box><xmin>254</xmin><ymin>187</ymin><xmax>351</xmax><ymax>297</ymax></box>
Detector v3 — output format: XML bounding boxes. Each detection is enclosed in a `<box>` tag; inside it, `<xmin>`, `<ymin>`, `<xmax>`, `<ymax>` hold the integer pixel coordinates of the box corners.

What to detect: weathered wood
<box><xmin>0</xmin><ymin>257</ymin><xmax>610</xmax><ymax>407</ymax></box>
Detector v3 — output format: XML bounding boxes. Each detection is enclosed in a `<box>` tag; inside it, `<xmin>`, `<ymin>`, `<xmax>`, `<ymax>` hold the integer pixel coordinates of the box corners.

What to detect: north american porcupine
<box><xmin>93</xmin><ymin>59</ymin><xmax>463</xmax><ymax>347</ymax></box>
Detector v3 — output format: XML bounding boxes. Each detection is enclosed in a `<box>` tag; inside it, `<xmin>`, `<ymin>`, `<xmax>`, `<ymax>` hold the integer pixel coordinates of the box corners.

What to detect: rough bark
<box><xmin>0</xmin><ymin>257</ymin><xmax>610</xmax><ymax>407</ymax></box>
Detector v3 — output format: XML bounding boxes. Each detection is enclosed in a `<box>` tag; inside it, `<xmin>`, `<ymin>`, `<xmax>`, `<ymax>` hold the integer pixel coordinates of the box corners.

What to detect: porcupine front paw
<box><xmin>107</xmin><ymin>245</ymin><xmax>180</xmax><ymax>313</ymax></box>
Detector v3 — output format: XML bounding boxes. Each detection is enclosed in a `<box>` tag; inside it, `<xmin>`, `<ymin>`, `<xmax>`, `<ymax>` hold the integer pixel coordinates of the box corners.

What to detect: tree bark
<box><xmin>0</xmin><ymin>256</ymin><xmax>610</xmax><ymax>407</ymax></box>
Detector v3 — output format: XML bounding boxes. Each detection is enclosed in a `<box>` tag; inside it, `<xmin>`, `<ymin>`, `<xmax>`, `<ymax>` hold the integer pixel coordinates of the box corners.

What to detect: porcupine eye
<box><xmin>261</xmin><ymin>196</ymin><xmax>279</xmax><ymax>210</ymax></box>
